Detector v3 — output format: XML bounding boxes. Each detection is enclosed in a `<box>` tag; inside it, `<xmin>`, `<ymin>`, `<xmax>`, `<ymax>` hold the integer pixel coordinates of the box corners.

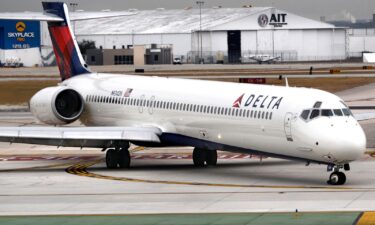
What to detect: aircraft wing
<box><xmin>262</xmin><ymin>56</ymin><xmax>281</xmax><ymax>62</ymax></box>
<box><xmin>0</xmin><ymin>126</ymin><xmax>161</xmax><ymax>148</ymax></box>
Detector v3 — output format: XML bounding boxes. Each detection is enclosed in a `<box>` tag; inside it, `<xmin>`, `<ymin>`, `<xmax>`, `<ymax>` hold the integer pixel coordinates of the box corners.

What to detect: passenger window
<box><xmin>265</xmin><ymin>112</ymin><xmax>268</xmax><ymax>119</ymax></box>
<box><xmin>333</xmin><ymin>109</ymin><xmax>343</xmax><ymax>116</ymax></box>
<box><xmin>310</xmin><ymin>109</ymin><xmax>320</xmax><ymax>119</ymax></box>
<box><xmin>269</xmin><ymin>112</ymin><xmax>272</xmax><ymax>120</ymax></box>
<box><xmin>254</xmin><ymin>111</ymin><xmax>257</xmax><ymax>118</ymax></box>
<box><xmin>262</xmin><ymin>111</ymin><xmax>265</xmax><ymax>119</ymax></box>
<box><xmin>300</xmin><ymin>110</ymin><xmax>310</xmax><ymax>120</ymax></box>
<box><xmin>321</xmin><ymin>109</ymin><xmax>333</xmax><ymax>117</ymax></box>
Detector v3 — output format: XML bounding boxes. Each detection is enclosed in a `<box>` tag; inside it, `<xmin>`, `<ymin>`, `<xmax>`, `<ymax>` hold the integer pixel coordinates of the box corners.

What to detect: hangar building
<box><xmin>73</xmin><ymin>7</ymin><xmax>347</xmax><ymax>64</ymax></box>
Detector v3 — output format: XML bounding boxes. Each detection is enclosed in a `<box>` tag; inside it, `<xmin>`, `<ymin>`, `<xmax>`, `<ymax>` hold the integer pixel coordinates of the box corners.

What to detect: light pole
<box><xmin>196</xmin><ymin>1</ymin><xmax>204</xmax><ymax>64</ymax></box>
<box><xmin>70</xmin><ymin>3</ymin><xmax>78</xmax><ymax>35</ymax></box>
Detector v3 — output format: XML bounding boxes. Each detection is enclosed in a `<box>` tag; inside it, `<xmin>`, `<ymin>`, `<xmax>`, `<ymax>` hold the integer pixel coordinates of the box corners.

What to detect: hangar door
<box><xmin>227</xmin><ymin>30</ymin><xmax>241</xmax><ymax>63</ymax></box>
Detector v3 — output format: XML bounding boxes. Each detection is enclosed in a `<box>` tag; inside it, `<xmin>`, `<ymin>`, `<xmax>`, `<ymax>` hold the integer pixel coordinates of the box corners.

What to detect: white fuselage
<box><xmin>62</xmin><ymin>73</ymin><xmax>366</xmax><ymax>165</ymax></box>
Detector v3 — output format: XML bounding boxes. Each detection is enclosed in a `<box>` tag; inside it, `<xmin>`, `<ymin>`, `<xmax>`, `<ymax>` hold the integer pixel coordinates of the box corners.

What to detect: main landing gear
<box><xmin>105</xmin><ymin>146</ymin><xmax>131</xmax><ymax>169</ymax></box>
<box><xmin>192</xmin><ymin>148</ymin><xmax>217</xmax><ymax>167</ymax></box>
<box><xmin>327</xmin><ymin>164</ymin><xmax>350</xmax><ymax>185</ymax></box>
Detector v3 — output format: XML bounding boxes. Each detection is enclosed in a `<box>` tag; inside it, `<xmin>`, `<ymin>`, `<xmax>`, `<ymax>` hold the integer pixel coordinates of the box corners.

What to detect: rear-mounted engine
<box><xmin>29</xmin><ymin>86</ymin><xmax>84</xmax><ymax>125</ymax></box>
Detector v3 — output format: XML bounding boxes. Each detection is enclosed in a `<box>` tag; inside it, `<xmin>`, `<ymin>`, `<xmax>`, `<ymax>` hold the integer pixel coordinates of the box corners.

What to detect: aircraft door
<box><xmin>284</xmin><ymin>112</ymin><xmax>293</xmax><ymax>142</ymax></box>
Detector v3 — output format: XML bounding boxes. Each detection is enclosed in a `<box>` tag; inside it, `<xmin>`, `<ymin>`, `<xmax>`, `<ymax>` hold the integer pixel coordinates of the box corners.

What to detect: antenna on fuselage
<box><xmin>278</xmin><ymin>75</ymin><xmax>289</xmax><ymax>87</ymax></box>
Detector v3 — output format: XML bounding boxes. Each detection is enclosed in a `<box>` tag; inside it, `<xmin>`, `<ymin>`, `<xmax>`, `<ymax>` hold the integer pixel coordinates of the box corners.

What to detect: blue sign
<box><xmin>0</xmin><ymin>20</ymin><xmax>40</xmax><ymax>49</ymax></box>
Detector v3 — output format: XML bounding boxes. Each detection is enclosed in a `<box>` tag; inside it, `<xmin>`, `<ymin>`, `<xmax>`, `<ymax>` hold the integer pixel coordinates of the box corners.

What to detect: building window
<box><xmin>154</xmin><ymin>55</ymin><xmax>159</xmax><ymax>61</ymax></box>
<box><xmin>91</xmin><ymin>56</ymin><xmax>96</xmax><ymax>62</ymax></box>
<box><xmin>114</xmin><ymin>55</ymin><xmax>134</xmax><ymax>65</ymax></box>
<box><xmin>113</xmin><ymin>45</ymin><xmax>116</xmax><ymax>49</ymax></box>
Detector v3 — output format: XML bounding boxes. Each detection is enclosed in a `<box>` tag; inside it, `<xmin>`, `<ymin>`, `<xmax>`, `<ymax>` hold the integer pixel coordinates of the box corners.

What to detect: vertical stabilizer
<box><xmin>42</xmin><ymin>2</ymin><xmax>90</xmax><ymax>80</ymax></box>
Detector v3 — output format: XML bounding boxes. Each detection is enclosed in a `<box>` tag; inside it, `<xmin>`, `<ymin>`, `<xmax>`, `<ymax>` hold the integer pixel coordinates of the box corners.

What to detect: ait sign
<box><xmin>257</xmin><ymin>13</ymin><xmax>288</xmax><ymax>28</ymax></box>
<box><xmin>0</xmin><ymin>20</ymin><xmax>40</xmax><ymax>49</ymax></box>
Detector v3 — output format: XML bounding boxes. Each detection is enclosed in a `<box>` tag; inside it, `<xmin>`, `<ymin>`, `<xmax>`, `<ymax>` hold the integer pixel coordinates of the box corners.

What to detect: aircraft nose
<box><xmin>334</xmin><ymin>124</ymin><xmax>367</xmax><ymax>162</ymax></box>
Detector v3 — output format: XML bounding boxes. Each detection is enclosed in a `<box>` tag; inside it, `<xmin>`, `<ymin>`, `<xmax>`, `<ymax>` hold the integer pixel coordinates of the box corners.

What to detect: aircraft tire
<box><xmin>193</xmin><ymin>148</ymin><xmax>206</xmax><ymax>167</ymax></box>
<box><xmin>206</xmin><ymin>150</ymin><xmax>217</xmax><ymax>166</ymax></box>
<box><xmin>118</xmin><ymin>150</ymin><xmax>131</xmax><ymax>168</ymax></box>
<box><xmin>106</xmin><ymin>149</ymin><xmax>118</xmax><ymax>169</ymax></box>
<box><xmin>337</xmin><ymin>172</ymin><xmax>346</xmax><ymax>185</ymax></box>
<box><xmin>327</xmin><ymin>172</ymin><xmax>346</xmax><ymax>185</ymax></box>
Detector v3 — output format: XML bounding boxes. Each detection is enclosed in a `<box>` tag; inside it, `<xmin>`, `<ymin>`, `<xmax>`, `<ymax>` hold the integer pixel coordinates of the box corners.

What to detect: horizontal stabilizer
<box><xmin>0</xmin><ymin>11</ymin><xmax>137</xmax><ymax>22</ymax></box>
<box><xmin>0</xmin><ymin>12</ymin><xmax>63</xmax><ymax>21</ymax></box>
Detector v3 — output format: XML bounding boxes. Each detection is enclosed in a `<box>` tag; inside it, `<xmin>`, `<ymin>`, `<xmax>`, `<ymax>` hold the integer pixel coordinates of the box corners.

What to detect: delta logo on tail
<box><xmin>232</xmin><ymin>94</ymin><xmax>245</xmax><ymax>108</ymax></box>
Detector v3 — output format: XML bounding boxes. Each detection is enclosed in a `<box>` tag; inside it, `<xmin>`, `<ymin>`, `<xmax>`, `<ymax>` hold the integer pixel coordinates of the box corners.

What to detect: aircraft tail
<box><xmin>42</xmin><ymin>2</ymin><xmax>90</xmax><ymax>80</ymax></box>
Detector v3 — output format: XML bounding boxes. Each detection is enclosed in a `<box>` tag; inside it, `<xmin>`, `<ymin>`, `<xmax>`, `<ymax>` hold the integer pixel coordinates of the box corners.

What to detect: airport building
<box><xmin>72</xmin><ymin>7</ymin><xmax>347</xmax><ymax>64</ymax></box>
<box><xmin>1</xmin><ymin>7</ymin><xmax>375</xmax><ymax>66</ymax></box>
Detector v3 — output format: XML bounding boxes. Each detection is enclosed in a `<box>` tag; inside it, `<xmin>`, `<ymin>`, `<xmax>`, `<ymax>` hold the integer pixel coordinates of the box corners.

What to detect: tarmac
<box><xmin>0</xmin><ymin>65</ymin><xmax>375</xmax><ymax>224</ymax></box>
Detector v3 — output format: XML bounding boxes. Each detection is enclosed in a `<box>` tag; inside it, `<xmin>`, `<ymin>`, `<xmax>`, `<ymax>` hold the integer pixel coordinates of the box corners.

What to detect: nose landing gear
<box><xmin>327</xmin><ymin>171</ymin><xmax>346</xmax><ymax>185</ymax></box>
<box><xmin>327</xmin><ymin>164</ymin><xmax>349</xmax><ymax>185</ymax></box>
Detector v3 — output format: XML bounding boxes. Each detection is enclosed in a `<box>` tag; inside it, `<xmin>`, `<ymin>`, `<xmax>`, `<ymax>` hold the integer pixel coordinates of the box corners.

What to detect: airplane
<box><xmin>0</xmin><ymin>2</ymin><xmax>367</xmax><ymax>185</ymax></box>
<box><xmin>245</xmin><ymin>54</ymin><xmax>281</xmax><ymax>64</ymax></box>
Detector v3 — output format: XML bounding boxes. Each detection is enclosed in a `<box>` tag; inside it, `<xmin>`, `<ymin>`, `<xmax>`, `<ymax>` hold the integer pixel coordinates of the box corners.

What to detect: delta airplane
<box><xmin>0</xmin><ymin>2</ymin><xmax>367</xmax><ymax>185</ymax></box>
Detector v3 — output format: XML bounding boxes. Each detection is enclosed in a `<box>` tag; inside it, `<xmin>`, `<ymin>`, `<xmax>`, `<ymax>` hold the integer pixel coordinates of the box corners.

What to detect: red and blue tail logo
<box><xmin>43</xmin><ymin>2</ymin><xmax>90</xmax><ymax>81</ymax></box>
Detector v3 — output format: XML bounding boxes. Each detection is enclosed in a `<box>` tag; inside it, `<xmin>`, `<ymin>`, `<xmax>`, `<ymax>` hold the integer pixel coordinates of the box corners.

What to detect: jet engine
<box><xmin>29</xmin><ymin>86</ymin><xmax>84</xmax><ymax>125</ymax></box>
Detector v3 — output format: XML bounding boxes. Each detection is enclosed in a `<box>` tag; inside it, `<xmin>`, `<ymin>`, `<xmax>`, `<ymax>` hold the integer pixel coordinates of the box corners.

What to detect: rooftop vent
<box><xmin>212</xmin><ymin>6</ymin><xmax>222</xmax><ymax>9</ymax></box>
<box><xmin>242</xmin><ymin>5</ymin><xmax>252</xmax><ymax>8</ymax></box>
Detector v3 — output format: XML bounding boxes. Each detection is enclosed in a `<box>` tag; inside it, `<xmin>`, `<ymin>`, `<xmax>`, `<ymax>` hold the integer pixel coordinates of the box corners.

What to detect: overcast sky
<box><xmin>1</xmin><ymin>0</ymin><xmax>374</xmax><ymax>21</ymax></box>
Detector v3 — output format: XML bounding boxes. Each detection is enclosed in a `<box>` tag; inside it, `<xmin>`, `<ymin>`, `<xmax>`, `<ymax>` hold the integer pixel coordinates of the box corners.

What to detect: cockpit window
<box><xmin>313</xmin><ymin>101</ymin><xmax>322</xmax><ymax>108</ymax></box>
<box><xmin>301</xmin><ymin>106</ymin><xmax>352</xmax><ymax>122</ymax></box>
<box><xmin>310</xmin><ymin>109</ymin><xmax>320</xmax><ymax>119</ymax></box>
<box><xmin>300</xmin><ymin>110</ymin><xmax>310</xmax><ymax>120</ymax></box>
<box><xmin>333</xmin><ymin>109</ymin><xmax>343</xmax><ymax>116</ymax></box>
<box><xmin>321</xmin><ymin>109</ymin><xmax>333</xmax><ymax>117</ymax></box>
<box><xmin>342</xmin><ymin>108</ymin><xmax>352</xmax><ymax>116</ymax></box>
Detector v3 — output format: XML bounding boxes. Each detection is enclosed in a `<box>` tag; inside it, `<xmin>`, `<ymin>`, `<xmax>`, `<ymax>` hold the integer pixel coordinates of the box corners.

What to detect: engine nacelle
<box><xmin>29</xmin><ymin>86</ymin><xmax>84</xmax><ymax>125</ymax></box>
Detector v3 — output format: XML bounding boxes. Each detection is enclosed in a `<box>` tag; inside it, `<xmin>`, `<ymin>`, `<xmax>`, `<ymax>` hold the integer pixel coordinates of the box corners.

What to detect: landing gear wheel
<box><xmin>206</xmin><ymin>150</ymin><xmax>217</xmax><ymax>166</ymax></box>
<box><xmin>193</xmin><ymin>148</ymin><xmax>206</xmax><ymax>167</ymax></box>
<box><xmin>118</xmin><ymin>149</ymin><xmax>131</xmax><ymax>168</ymax></box>
<box><xmin>327</xmin><ymin>172</ymin><xmax>346</xmax><ymax>185</ymax></box>
<box><xmin>106</xmin><ymin>149</ymin><xmax>118</xmax><ymax>169</ymax></box>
